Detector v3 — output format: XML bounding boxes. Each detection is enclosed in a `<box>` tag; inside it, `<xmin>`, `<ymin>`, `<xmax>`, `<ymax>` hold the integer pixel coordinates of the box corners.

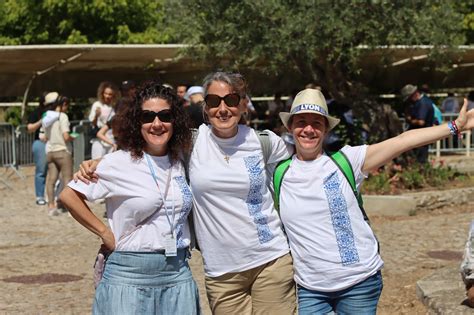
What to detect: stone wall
<box><xmin>364</xmin><ymin>187</ymin><xmax>474</xmax><ymax>216</ymax></box>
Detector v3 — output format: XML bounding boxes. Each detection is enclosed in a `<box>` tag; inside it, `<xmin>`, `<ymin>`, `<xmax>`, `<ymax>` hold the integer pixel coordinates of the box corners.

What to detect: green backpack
<box><xmin>273</xmin><ymin>150</ymin><xmax>371</xmax><ymax>225</ymax></box>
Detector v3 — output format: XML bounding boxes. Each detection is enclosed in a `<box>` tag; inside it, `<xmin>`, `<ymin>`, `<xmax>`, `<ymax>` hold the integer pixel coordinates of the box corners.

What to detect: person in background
<box><xmin>176</xmin><ymin>84</ymin><xmax>189</xmax><ymax>107</ymax></box>
<box><xmin>95</xmin><ymin>95</ymin><xmax>131</xmax><ymax>154</ymax></box>
<box><xmin>267</xmin><ymin>92</ymin><xmax>285</xmax><ymax>133</ymax></box>
<box><xmin>184</xmin><ymin>86</ymin><xmax>205</xmax><ymax>128</ymax></box>
<box><xmin>441</xmin><ymin>92</ymin><xmax>460</xmax><ymax>113</ymax></box>
<box><xmin>467</xmin><ymin>91</ymin><xmax>474</xmax><ymax>111</ymax></box>
<box><xmin>245</xmin><ymin>95</ymin><xmax>258</xmax><ymax>123</ymax></box>
<box><xmin>115</xmin><ymin>80</ymin><xmax>136</xmax><ymax>114</ymax></box>
<box><xmin>400</xmin><ymin>84</ymin><xmax>435</xmax><ymax>163</ymax></box>
<box><xmin>44</xmin><ymin>95</ymin><xmax>75</xmax><ymax>216</ymax></box>
<box><xmin>89</xmin><ymin>81</ymin><xmax>118</xmax><ymax>159</ymax></box>
<box><xmin>60</xmin><ymin>81</ymin><xmax>200</xmax><ymax>314</ymax></box>
<box><xmin>276</xmin><ymin>89</ymin><xmax>474</xmax><ymax>314</ymax></box>
<box><xmin>27</xmin><ymin>92</ymin><xmax>49</xmax><ymax>205</ymax></box>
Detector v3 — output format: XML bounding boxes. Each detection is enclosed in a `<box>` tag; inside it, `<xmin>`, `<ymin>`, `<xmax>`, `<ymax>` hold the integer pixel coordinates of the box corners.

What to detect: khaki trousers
<box><xmin>205</xmin><ymin>253</ymin><xmax>296</xmax><ymax>315</ymax></box>
<box><xmin>46</xmin><ymin>150</ymin><xmax>73</xmax><ymax>205</ymax></box>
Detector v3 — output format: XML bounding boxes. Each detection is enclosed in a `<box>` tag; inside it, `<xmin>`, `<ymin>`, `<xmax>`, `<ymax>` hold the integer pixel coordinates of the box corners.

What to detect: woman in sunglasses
<box><xmin>187</xmin><ymin>72</ymin><xmax>295</xmax><ymax>314</ymax></box>
<box><xmin>59</xmin><ymin>81</ymin><xmax>200</xmax><ymax>314</ymax></box>
<box><xmin>75</xmin><ymin>72</ymin><xmax>295</xmax><ymax>314</ymax></box>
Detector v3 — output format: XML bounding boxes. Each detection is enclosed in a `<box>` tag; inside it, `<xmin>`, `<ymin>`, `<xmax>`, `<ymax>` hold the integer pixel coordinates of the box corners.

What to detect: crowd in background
<box><xmin>26</xmin><ymin>77</ymin><xmax>474</xmax><ymax>217</ymax></box>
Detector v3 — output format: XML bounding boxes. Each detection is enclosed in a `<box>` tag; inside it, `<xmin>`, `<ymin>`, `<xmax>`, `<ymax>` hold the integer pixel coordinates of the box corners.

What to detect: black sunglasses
<box><xmin>140</xmin><ymin>109</ymin><xmax>173</xmax><ymax>124</ymax></box>
<box><xmin>205</xmin><ymin>93</ymin><xmax>241</xmax><ymax>108</ymax></box>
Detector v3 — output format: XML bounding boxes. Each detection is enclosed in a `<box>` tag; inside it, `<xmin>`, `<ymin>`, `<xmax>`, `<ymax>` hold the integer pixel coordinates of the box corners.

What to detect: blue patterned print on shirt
<box><xmin>323</xmin><ymin>171</ymin><xmax>359</xmax><ymax>266</ymax></box>
<box><xmin>244</xmin><ymin>155</ymin><xmax>273</xmax><ymax>244</ymax></box>
<box><xmin>174</xmin><ymin>176</ymin><xmax>193</xmax><ymax>248</ymax></box>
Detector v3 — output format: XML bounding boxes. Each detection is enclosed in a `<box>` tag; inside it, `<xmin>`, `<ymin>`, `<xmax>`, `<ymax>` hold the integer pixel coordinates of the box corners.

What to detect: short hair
<box><xmin>202</xmin><ymin>72</ymin><xmax>248</xmax><ymax>99</ymax></box>
<box><xmin>115</xmin><ymin>80</ymin><xmax>192</xmax><ymax>164</ymax></box>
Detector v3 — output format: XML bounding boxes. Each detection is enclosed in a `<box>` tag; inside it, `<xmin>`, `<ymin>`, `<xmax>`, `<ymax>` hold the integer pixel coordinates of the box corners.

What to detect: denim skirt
<box><xmin>93</xmin><ymin>249</ymin><xmax>201</xmax><ymax>315</ymax></box>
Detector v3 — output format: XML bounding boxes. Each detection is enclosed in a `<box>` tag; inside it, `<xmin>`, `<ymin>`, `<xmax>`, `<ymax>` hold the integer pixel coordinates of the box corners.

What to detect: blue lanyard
<box><xmin>144</xmin><ymin>153</ymin><xmax>175</xmax><ymax>235</ymax></box>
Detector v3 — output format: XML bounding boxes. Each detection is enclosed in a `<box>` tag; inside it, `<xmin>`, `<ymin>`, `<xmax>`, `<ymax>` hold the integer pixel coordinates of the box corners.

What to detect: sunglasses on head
<box><xmin>140</xmin><ymin>109</ymin><xmax>173</xmax><ymax>124</ymax></box>
<box><xmin>205</xmin><ymin>93</ymin><xmax>241</xmax><ymax>108</ymax></box>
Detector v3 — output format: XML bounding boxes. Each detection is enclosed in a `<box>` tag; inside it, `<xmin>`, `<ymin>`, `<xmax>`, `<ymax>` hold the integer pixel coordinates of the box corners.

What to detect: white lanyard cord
<box><xmin>144</xmin><ymin>153</ymin><xmax>175</xmax><ymax>235</ymax></box>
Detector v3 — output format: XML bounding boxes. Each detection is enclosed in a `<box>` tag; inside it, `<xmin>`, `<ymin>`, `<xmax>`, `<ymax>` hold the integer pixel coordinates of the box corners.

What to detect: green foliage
<box><xmin>0</xmin><ymin>0</ymin><xmax>174</xmax><ymax>44</ymax></box>
<box><xmin>399</xmin><ymin>165</ymin><xmax>425</xmax><ymax>190</ymax></box>
<box><xmin>362</xmin><ymin>170</ymin><xmax>391</xmax><ymax>195</ymax></box>
<box><xmin>459</xmin><ymin>1</ymin><xmax>474</xmax><ymax>44</ymax></box>
<box><xmin>362</xmin><ymin>162</ymin><xmax>466</xmax><ymax>194</ymax></box>
<box><xmin>175</xmin><ymin>1</ymin><xmax>466</xmax><ymax>101</ymax></box>
<box><xmin>4</xmin><ymin>107</ymin><xmax>22</xmax><ymax>127</ymax></box>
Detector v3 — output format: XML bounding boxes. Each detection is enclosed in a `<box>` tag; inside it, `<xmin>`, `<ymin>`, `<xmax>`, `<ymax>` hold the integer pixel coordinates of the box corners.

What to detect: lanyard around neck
<box><xmin>144</xmin><ymin>153</ymin><xmax>175</xmax><ymax>234</ymax></box>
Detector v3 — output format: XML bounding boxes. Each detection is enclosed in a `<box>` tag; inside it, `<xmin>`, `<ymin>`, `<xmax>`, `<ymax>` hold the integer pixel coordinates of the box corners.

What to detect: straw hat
<box><xmin>279</xmin><ymin>89</ymin><xmax>340</xmax><ymax>130</ymax></box>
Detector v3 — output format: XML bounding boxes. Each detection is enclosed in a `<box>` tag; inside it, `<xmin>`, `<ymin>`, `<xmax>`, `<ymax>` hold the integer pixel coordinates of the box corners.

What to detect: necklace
<box><xmin>211</xmin><ymin>128</ymin><xmax>238</xmax><ymax>164</ymax></box>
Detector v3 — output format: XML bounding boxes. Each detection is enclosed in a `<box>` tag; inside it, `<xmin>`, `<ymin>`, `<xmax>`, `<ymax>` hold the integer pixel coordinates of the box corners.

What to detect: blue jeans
<box><xmin>298</xmin><ymin>271</ymin><xmax>383</xmax><ymax>315</ymax></box>
<box><xmin>32</xmin><ymin>140</ymin><xmax>47</xmax><ymax>198</ymax></box>
<box><xmin>93</xmin><ymin>249</ymin><xmax>200</xmax><ymax>315</ymax></box>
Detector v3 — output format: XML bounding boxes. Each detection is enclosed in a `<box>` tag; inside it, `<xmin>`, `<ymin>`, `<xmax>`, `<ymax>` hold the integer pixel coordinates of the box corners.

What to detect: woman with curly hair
<box><xmin>59</xmin><ymin>81</ymin><xmax>200</xmax><ymax>314</ymax></box>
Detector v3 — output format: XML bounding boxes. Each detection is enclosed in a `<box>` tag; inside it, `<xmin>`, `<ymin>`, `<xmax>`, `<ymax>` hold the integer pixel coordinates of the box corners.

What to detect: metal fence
<box><xmin>0</xmin><ymin>120</ymin><xmax>94</xmax><ymax>188</ymax></box>
<box><xmin>1</xmin><ymin>115</ymin><xmax>473</xmax><ymax>187</ymax></box>
<box><xmin>429</xmin><ymin>114</ymin><xmax>473</xmax><ymax>157</ymax></box>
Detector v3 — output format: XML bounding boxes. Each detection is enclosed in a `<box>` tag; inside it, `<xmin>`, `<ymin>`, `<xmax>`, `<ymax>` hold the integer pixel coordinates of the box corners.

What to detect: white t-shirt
<box><xmin>68</xmin><ymin>150</ymin><xmax>192</xmax><ymax>252</ymax></box>
<box><xmin>189</xmin><ymin>124</ymin><xmax>293</xmax><ymax>277</ymax></box>
<box><xmin>89</xmin><ymin>101</ymin><xmax>114</xmax><ymax>129</ymax></box>
<box><xmin>279</xmin><ymin>145</ymin><xmax>383</xmax><ymax>292</ymax></box>
<box><xmin>45</xmin><ymin>112</ymin><xmax>71</xmax><ymax>153</ymax></box>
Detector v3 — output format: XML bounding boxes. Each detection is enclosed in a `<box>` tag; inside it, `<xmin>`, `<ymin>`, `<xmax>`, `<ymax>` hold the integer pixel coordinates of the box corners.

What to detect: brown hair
<box><xmin>115</xmin><ymin>80</ymin><xmax>192</xmax><ymax>164</ymax></box>
<box><xmin>96</xmin><ymin>81</ymin><xmax>119</xmax><ymax>105</ymax></box>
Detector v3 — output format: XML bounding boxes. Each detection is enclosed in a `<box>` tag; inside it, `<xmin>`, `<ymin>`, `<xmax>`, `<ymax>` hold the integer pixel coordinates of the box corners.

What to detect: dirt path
<box><xmin>0</xmin><ymin>166</ymin><xmax>472</xmax><ymax>314</ymax></box>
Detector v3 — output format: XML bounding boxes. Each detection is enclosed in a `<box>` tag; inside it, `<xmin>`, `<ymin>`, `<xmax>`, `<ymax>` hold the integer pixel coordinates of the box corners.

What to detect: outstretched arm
<box><xmin>364</xmin><ymin>99</ymin><xmax>474</xmax><ymax>172</ymax></box>
<box><xmin>59</xmin><ymin>187</ymin><xmax>115</xmax><ymax>250</ymax></box>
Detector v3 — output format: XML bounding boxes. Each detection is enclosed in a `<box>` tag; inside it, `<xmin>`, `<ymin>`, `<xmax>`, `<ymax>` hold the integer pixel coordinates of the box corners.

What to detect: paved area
<box><xmin>0</xmin><ymin>166</ymin><xmax>473</xmax><ymax>314</ymax></box>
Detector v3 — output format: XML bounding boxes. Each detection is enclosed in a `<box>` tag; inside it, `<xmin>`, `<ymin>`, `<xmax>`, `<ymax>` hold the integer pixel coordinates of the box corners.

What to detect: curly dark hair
<box><xmin>116</xmin><ymin>80</ymin><xmax>192</xmax><ymax>164</ymax></box>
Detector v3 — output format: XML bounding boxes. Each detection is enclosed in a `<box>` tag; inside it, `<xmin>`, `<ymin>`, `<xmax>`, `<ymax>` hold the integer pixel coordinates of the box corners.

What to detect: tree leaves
<box><xmin>0</xmin><ymin>0</ymin><xmax>172</xmax><ymax>44</ymax></box>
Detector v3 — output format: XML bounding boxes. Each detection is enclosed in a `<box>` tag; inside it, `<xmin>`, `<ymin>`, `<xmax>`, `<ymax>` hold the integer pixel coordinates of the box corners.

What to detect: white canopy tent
<box><xmin>0</xmin><ymin>44</ymin><xmax>473</xmax><ymax>103</ymax></box>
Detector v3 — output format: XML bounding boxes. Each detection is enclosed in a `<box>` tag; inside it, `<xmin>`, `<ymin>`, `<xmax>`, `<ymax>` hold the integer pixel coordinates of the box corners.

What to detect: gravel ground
<box><xmin>0</xmin><ymin>166</ymin><xmax>472</xmax><ymax>314</ymax></box>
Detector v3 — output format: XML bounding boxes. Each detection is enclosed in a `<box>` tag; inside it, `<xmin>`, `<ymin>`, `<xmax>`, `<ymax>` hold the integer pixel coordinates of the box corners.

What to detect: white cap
<box><xmin>44</xmin><ymin>92</ymin><xmax>59</xmax><ymax>105</ymax></box>
<box><xmin>184</xmin><ymin>86</ymin><xmax>204</xmax><ymax>101</ymax></box>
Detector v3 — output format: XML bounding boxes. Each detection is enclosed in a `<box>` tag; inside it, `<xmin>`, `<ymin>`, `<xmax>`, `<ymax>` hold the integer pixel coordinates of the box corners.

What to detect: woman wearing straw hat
<box><xmin>276</xmin><ymin>88</ymin><xmax>474</xmax><ymax>314</ymax></box>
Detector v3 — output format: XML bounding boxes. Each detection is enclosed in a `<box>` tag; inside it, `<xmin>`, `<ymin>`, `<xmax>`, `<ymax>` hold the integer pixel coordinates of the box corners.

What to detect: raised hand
<box><xmin>455</xmin><ymin>98</ymin><xmax>474</xmax><ymax>132</ymax></box>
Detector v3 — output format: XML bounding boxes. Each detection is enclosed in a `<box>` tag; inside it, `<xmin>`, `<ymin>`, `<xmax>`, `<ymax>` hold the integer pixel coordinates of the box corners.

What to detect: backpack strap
<box><xmin>329</xmin><ymin>150</ymin><xmax>370</xmax><ymax>223</ymax></box>
<box><xmin>256</xmin><ymin>130</ymin><xmax>272</xmax><ymax>165</ymax></box>
<box><xmin>272</xmin><ymin>157</ymin><xmax>292</xmax><ymax>213</ymax></box>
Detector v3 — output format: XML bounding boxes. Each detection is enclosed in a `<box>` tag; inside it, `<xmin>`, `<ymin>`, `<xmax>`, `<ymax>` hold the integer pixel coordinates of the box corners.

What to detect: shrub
<box><xmin>362</xmin><ymin>161</ymin><xmax>468</xmax><ymax>194</ymax></box>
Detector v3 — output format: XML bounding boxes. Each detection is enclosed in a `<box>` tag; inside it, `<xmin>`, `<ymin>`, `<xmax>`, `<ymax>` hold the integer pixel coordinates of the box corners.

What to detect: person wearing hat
<box><xmin>277</xmin><ymin>89</ymin><xmax>474</xmax><ymax>314</ymax></box>
<box><xmin>184</xmin><ymin>86</ymin><xmax>206</xmax><ymax>128</ymax></box>
<box><xmin>400</xmin><ymin>84</ymin><xmax>436</xmax><ymax>163</ymax></box>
